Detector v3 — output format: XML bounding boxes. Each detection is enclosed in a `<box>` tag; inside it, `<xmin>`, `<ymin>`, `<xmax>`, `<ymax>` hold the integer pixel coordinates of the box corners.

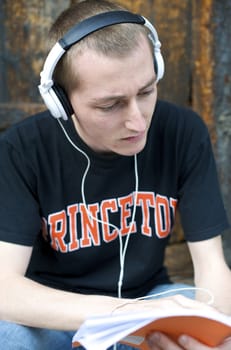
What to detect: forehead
<box><xmin>70</xmin><ymin>35</ymin><xmax>155</xmax><ymax>94</ymax></box>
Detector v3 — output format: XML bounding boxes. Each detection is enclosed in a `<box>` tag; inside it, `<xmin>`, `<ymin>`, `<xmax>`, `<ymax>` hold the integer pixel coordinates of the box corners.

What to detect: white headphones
<box><xmin>38</xmin><ymin>10</ymin><xmax>165</xmax><ymax>121</ymax></box>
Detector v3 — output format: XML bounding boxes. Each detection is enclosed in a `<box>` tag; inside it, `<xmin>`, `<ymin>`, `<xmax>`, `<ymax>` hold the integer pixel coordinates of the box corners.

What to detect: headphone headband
<box><xmin>39</xmin><ymin>10</ymin><xmax>164</xmax><ymax>120</ymax></box>
<box><xmin>59</xmin><ymin>11</ymin><xmax>145</xmax><ymax>50</ymax></box>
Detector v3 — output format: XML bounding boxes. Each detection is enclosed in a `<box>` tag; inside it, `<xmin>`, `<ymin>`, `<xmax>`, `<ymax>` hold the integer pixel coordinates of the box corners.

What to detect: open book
<box><xmin>72</xmin><ymin>308</ymin><xmax>231</xmax><ymax>350</ymax></box>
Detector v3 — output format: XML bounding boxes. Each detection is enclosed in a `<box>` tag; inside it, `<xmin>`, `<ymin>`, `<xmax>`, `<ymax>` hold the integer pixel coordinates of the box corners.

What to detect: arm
<box><xmin>2</xmin><ymin>240</ymin><xmax>230</xmax><ymax>350</ymax></box>
<box><xmin>188</xmin><ymin>235</ymin><xmax>231</xmax><ymax>315</ymax></box>
<box><xmin>0</xmin><ymin>240</ymin><xmax>217</xmax><ymax>332</ymax></box>
<box><xmin>145</xmin><ymin>236</ymin><xmax>231</xmax><ymax>349</ymax></box>
<box><xmin>0</xmin><ymin>241</ymin><xmax>121</xmax><ymax>330</ymax></box>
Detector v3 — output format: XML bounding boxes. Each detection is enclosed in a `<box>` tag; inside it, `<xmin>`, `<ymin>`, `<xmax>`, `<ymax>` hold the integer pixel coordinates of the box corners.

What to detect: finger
<box><xmin>219</xmin><ymin>338</ymin><xmax>231</xmax><ymax>350</ymax></box>
<box><xmin>147</xmin><ymin>332</ymin><xmax>183</xmax><ymax>350</ymax></box>
<box><xmin>146</xmin><ymin>343</ymin><xmax>160</xmax><ymax>350</ymax></box>
<box><xmin>178</xmin><ymin>335</ymin><xmax>212</xmax><ymax>349</ymax></box>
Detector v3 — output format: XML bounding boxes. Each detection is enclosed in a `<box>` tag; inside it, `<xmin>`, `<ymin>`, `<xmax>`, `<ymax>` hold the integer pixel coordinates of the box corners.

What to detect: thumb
<box><xmin>219</xmin><ymin>337</ymin><xmax>231</xmax><ymax>350</ymax></box>
<box><xmin>178</xmin><ymin>335</ymin><xmax>211</xmax><ymax>349</ymax></box>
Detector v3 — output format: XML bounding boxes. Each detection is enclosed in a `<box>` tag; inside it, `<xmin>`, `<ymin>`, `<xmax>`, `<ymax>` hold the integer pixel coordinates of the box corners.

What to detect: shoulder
<box><xmin>145</xmin><ymin>100</ymin><xmax>212</xmax><ymax>167</ymax></box>
<box><xmin>154</xmin><ymin>100</ymin><xmax>207</xmax><ymax>130</ymax></box>
<box><xmin>152</xmin><ymin>100</ymin><xmax>209</xmax><ymax>143</ymax></box>
<box><xmin>1</xmin><ymin>110</ymin><xmax>54</xmax><ymax>142</ymax></box>
<box><xmin>0</xmin><ymin>110</ymin><xmax>66</xmax><ymax>168</ymax></box>
<box><xmin>0</xmin><ymin>110</ymin><xmax>61</xmax><ymax>152</ymax></box>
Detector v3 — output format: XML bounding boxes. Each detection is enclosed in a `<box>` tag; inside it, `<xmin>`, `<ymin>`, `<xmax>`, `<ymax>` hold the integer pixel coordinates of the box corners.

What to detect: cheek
<box><xmin>83</xmin><ymin>118</ymin><xmax>114</xmax><ymax>138</ymax></box>
<box><xmin>147</xmin><ymin>97</ymin><xmax>157</xmax><ymax>119</ymax></box>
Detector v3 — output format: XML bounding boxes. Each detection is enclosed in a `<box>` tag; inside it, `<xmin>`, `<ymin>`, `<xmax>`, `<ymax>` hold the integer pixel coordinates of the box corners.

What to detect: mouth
<box><xmin>122</xmin><ymin>132</ymin><xmax>145</xmax><ymax>142</ymax></box>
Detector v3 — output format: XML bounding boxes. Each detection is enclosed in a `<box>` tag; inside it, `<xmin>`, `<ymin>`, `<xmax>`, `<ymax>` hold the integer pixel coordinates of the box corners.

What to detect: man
<box><xmin>0</xmin><ymin>0</ymin><xmax>230</xmax><ymax>349</ymax></box>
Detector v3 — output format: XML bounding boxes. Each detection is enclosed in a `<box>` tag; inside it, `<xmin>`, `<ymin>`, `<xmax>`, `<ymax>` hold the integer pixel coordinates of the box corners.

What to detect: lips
<box><xmin>122</xmin><ymin>132</ymin><xmax>145</xmax><ymax>142</ymax></box>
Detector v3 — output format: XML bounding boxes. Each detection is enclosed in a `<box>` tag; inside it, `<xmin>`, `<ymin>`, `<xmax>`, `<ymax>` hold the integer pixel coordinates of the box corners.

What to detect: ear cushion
<box><xmin>39</xmin><ymin>84</ymin><xmax>68</xmax><ymax>120</ymax></box>
<box><xmin>154</xmin><ymin>50</ymin><xmax>164</xmax><ymax>81</ymax></box>
<box><xmin>52</xmin><ymin>83</ymin><xmax>74</xmax><ymax>119</ymax></box>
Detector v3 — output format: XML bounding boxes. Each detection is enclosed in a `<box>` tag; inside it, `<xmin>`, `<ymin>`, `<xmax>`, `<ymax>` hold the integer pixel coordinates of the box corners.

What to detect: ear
<box><xmin>52</xmin><ymin>83</ymin><xmax>74</xmax><ymax>119</ymax></box>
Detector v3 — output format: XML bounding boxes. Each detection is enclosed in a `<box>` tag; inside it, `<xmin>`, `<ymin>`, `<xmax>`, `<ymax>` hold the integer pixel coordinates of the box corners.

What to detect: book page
<box><xmin>72</xmin><ymin>308</ymin><xmax>231</xmax><ymax>350</ymax></box>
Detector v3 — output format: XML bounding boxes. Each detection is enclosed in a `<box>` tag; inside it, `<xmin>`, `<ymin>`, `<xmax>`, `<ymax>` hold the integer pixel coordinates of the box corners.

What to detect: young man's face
<box><xmin>69</xmin><ymin>35</ymin><xmax>157</xmax><ymax>156</ymax></box>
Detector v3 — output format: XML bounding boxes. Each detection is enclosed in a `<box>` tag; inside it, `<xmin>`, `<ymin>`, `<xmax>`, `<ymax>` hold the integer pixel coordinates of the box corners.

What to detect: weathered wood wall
<box><xmin>0</xmin><ymin>0</ymin><xmax>230</xmax><ymax>280</ymax></box>
<box><xmin>191</xmin><ymin>1</ymin><xmax>231</xmax><ymax>265</ymax></box>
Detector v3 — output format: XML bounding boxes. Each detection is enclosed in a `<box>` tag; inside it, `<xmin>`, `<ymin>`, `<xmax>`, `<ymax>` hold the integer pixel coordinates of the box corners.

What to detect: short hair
<box><xmin>48</xmin><ymin>0</ymin><xmax>152</xmax><ymax>93</ymax></box>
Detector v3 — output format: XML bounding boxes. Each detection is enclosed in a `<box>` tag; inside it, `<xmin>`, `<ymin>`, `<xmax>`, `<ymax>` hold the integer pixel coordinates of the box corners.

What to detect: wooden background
<box><xmin>0</xmin><ymin>0</ymin><xmax>230</xmax><ymax>282</ymax></box>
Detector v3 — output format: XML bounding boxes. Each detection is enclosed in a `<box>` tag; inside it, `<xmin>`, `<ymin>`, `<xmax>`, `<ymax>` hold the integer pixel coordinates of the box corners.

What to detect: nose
<box><xmin>124</xmin><ymin>100</ymin><xmax>146</xmax><ymax>133</ymax></box>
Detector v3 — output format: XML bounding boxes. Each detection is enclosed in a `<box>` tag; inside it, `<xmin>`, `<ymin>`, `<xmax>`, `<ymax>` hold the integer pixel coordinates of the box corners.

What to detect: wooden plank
<box><xmin>118</xmin><ymin>0</ymin><xmax>192</xmax><ymax>106</ymax></box>
<box><xmin>212</xmin><ymin>1</ymin><xmax>231</xmax><ymax>264</ymax></box>
<box><xmin>165</xmin><ymin>242</ymin><xmax>193</xmax><ymax>284</ymax></box>
<box><xmin>1</xmin><ymin>0</ymin><xmax>69</xmax><ymax>104</ymax></box>
<box><xmin>150</xmin><ymin>0</ymin><xmax>192</xmax><ymax>106</ymax></box>
<box><xmin>192</xmin><ymin>0</ymin><xmax>231</xmax><ymax>265</ymax></box>
<box><xmin>191</xmin><ymin>0</ymin><xmax>216</xmax><ymax>141</ymax></box>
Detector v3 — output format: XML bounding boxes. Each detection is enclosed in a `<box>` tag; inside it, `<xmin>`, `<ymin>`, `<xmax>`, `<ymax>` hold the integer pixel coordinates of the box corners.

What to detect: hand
<box><xmin>146</xmin><ymin>333</ymin><xmax>231</xmax><ymax>350</ymax></box>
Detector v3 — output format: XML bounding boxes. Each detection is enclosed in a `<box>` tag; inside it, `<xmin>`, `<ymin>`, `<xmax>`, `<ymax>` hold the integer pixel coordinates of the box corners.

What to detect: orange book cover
<box><xmin>72</xmin><ymin>309</ymin><xmax>231</xmax><ymax>349</ymax></box>
<box><xmin>120</xmin><ymin>315</ymin><xmax>231</xmax><ymax>349</ymax></box>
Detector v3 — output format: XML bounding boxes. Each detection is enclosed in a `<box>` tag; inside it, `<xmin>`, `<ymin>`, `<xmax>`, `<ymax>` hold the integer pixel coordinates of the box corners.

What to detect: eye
<box><xmin>99</xmin><ymin>104</ymin><xmax>117</xmax><ymax>111</ymax></box>
<box><xmin>97</xmin><ymin>101</ymin><xmax>122</xmax><ymax>112</ymax></box>
<box><xmin>139</xmin><ymin>87</ymin><xmax>155</xmax><ymax>96</ymax></box>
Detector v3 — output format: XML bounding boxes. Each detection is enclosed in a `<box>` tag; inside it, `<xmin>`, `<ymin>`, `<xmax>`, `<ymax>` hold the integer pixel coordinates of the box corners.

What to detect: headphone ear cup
<box><xmin>154</xmin><ymin>50</ymin><xmax>164</xmax><ymax>82</ymax></box>
<box><xmin>143</xmin><ymin>17</ymin><xmax>165</xmax><ymax>82</ymax></box>
<box><xmin>52</xmin><ymin>83</ymin><xmax>74</xmax><ymax>119</ymax></box>
<box><xmin>39</xmin><ymin>82</ymin><xmax>73</xmax><ymax>120</ymax></box>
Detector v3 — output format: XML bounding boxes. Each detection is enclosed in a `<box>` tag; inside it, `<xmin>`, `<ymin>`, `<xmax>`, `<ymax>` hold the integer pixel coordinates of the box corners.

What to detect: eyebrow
<box><xmin>139</xmin><ymin>76</ymin><xmax>157</xmax><ymax>91</ymax></box>
<box><xmin>90</xmin><ymin>76</ymin><xmax>156</xmax><ymax>104</ymax></box>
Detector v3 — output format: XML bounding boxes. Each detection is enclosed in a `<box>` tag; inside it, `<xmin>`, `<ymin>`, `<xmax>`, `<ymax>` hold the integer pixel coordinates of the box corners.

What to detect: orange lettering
<box><xmin>170</xmin><ymin>198</ymin><xmax>178</xmax><ymax>219</ymax></box>
<box><xmin>155</xmin><ymin>195</ymin><xmax>170</xmax><ymax>238</ymax></box>
<box><xmin>118</xmin><ymin>193</ymin><xmax>136</xmax><ymax>235</ymax></box>
<box><xmin>80</xmin><ymin>204</ymin><xmax>100</xmax><ymax>247</ymax></box>
<box><xmin>136</xmin><ymin>192</ymin><xmax>155</xmax><ymax>236</ymax></box>
<box><xmin>101</xmin><ymin>199</ymin><xmax>118</xmax><ymax>242</ymax></box>
<box><xmin>48</xmin><ymin>210</ymin><xmax>67</xmax><ymax>252</ymax></box>
<box><xmin>67</xmin><ymin>204</ymin><xmax>79</xmax><ymax>251</ymax></box>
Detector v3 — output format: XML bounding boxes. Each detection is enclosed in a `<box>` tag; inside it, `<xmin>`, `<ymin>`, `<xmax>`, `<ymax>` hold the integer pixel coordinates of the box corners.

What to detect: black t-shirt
<box><xmin>0</xmin><ymin>100</ymin><xmax>228</xmax><ymax>298</ymax></box>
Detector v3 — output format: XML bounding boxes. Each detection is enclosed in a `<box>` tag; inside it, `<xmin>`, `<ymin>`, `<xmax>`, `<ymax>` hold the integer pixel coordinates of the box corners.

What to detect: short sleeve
<box><xmin>0</xmin><ymin>137</ymin><xmax>41</xmax><ymax>245</ymax></box>
<box><xmin>178</xmin><ymin>120</ymin><xmax>229</xmax><ymax>241</ymax></box>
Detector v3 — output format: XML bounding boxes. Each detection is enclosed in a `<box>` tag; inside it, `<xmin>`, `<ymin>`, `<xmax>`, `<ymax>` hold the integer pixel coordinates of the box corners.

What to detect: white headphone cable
<box><xmin>57</xmin><ymin>118</ymin><xmax>138</xmax><ymax>299</ymax></box>
<box><xmin>117</xmin><ymin>154</ymin><xmax>138</xmax><ymax>298</ymax></box>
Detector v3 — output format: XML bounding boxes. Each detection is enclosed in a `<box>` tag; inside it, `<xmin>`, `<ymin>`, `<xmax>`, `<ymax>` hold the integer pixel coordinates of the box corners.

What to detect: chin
<box><xmin>113</xmin><ymin>136</ymin><xmax>147</xmax><ymax>156</ymax></box>
<box><xmin>117</xmin><ymin>144</ymin><xmax>146</xmax><ymax>157</ymax></box>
